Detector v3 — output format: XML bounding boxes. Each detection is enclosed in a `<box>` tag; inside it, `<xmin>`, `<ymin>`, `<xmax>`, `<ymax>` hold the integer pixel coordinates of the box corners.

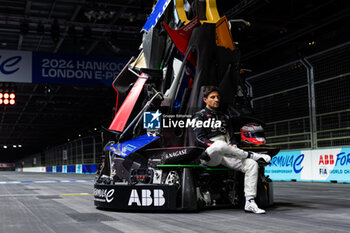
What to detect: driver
<box><xmin>193</xmin><ymin>86</ymin><xmax>271</xmax><ymax>214</ymax></box>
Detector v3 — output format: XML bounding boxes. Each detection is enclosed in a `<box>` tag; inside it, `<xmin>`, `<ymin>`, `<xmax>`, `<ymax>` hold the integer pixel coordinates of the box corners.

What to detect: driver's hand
<box><xmin>229</xmin><ymin>144</ymin><xmax>237</xmax><ymax>148</ymax></box>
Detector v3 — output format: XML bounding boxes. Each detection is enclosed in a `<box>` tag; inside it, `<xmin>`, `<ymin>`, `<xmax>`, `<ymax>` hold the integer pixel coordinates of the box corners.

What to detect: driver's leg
<box><xmin>241</xmin><ymin>158</ymin><xmax>258</xmax><ymax>198</ymax></box>
<box><xmin>222</xmin><ymin>156</ymin><xmax>266</xmax><ymax>214</ymax></box>
<box><xmin>241</xmin><ymin>158</ymin><xmax>266</xmax><ymax>214</ymax></box>
<box><xmin>206</xmin><ymin>140</ymin><xmax>248</xmax><ymax>160</ymax></box>
<box><xmin>220</xmin><ymin>156</ymin><xmax>258</xmax><ymax>196</ymax></box>
<box><xmin>221</xmin><ymin>155</ymin><xmax>243</xmax><ymax>170</ymax></box>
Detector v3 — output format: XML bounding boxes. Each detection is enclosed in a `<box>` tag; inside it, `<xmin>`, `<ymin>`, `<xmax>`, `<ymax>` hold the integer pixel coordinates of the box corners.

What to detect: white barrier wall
<box><xmin>21</xmin><ymin>167</ymin><xmax>46</xmax><ymax>173</ymax></box>
<box><xmin>0</xmin><ymin>163</ymin><xmax>15</xmax><ymax>168</ymax></box>
<box><xmin>265</xmin><ymin>147</ymin><xmax>350</xmax><ymax>183</ymax></box>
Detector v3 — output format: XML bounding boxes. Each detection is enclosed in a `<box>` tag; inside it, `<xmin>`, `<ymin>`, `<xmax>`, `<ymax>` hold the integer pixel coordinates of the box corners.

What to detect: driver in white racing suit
<box><xmin>193</xmin><ymin>86</ymin><xmax>271</xmax><ymax>214</ymax></box>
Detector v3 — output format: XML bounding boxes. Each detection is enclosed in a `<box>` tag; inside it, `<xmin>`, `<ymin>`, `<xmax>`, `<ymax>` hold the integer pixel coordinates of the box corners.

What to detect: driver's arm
<box><xmin>193</xmin><ymin>112</ymin><xmax>214</xmax><ymax>147</ymax></box>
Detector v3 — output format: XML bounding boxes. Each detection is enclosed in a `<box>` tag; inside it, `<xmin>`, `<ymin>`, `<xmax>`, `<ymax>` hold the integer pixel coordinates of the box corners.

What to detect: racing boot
<box><xmin>248</xmin><ymin>152</ymin><xmax>271</xmax><ymax>163</ymax></box>
<box><xmin>244</xmin><ymin>198</ymin><xmax>266</xmax><ymax>214</ymax></box>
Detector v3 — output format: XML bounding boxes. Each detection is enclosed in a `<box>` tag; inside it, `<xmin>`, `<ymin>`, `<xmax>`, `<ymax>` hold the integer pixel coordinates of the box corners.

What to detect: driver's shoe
<box><xmin>244</xmin><ymin>199</ymin><xmax>266</xmax><ymax>214</ymax></box>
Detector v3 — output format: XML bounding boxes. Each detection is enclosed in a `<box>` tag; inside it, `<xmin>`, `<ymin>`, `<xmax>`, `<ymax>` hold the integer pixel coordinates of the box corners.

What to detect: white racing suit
<box><xmin>193</xmin><ymin>107</ymin><xmax>260</xmax><ymax>198</ymax></box>
<box><xmin>204</xmin><ymin>135</ymin><xmax>258</xmax><ymax>198</ymax></box>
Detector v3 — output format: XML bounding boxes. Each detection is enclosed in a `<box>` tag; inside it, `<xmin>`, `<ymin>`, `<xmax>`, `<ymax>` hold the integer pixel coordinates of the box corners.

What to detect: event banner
<box><xmin>266</xmin><ymin>147</ymin><xmax>350</xmax><ymax>183</ymax></box>
<box><xmin>0</xmin><ymin>49</ymin><xmax>128</xmax><ymax>86</ymax></box>
<box><xmin>0</xmin><ymin>49</ymin><xmax>32</xmax><ymax>83</ymax></box>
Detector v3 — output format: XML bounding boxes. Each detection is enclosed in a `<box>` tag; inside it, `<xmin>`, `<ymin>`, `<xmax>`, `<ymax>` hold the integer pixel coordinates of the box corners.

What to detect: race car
<box><xmin>94</xmin><ymin>139</ymin><xmax>279</xmax><ymax>211</ymax></box>
<box><xmin>94</xmin><ymin>0</ymin><xmax>279</xmax><ymax>211</ymax></box>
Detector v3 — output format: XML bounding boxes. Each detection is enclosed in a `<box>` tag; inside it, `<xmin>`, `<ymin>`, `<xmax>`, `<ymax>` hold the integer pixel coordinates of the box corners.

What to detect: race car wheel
<box><xmin>164</xmin><ymin>170</ymin><xmax>181</xmax><ymax>189</ymax></box>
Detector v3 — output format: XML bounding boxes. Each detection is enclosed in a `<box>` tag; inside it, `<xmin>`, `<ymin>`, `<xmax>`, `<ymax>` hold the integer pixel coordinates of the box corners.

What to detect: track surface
<box><xmin>0</xmin><ymin>171</ymin><xmax>349</xmax><ymax>233</ymax></box>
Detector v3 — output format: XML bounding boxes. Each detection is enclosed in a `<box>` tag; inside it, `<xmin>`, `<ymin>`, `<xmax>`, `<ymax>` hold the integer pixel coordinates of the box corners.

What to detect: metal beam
<box><xmin>17</xmin><ymin>34</ymin><xmax>23</xmax><ymax>50</ymax></box>
<box><xmin>13</xmin><ymin>84</ymin><xmax>38</xmax><ymax>127</ymax></box>
<box><xmin>25</xmin><ymin>0</ymin><xmax>32</xmax><ymax>15</ymax></box>
<box><xmin>7</xmin><ymin>86</ymin><xmax>62</xmax><ymax>140</ymax></box>
<box><xmin>3</xmin><ymin>111</ymin><xmax>110</xmax><ymax>117</ymax></box>
<box><xmin>0</xmin><ymin>123</ymin><xmax>79</xmax><ymax>128</ymax></box>
<box><xmin>85</xmin><ymin>7</ymin><xmax>128</xmax><ymax>55</ymax></box>
<box><xmin>0</xmin><ymin>16</ymin><xmax>140</xmax><ymax>32</ymax></box>
<box><xmin>55</xmin><ymin>0</ymin><xmax>151</xmax><ymax>10</ymax></box>
<box><xmin>14</xmin><ymin>93</ymin><xmax>113</xmax><ymax>98</ymax></box>
<box><xmin>224</xmin><ymin>0</ymin><xmax>260</xmax><ymax>19</ymax></box>
<box><xmin>36</xmin><ymin>0</ymin><xmax>57</xmax><ymax>51</ymax></box>
<box><xmin>53</xmin><ymin>5</ymin><xmax>82</xmax><ymax>53</ymax></box>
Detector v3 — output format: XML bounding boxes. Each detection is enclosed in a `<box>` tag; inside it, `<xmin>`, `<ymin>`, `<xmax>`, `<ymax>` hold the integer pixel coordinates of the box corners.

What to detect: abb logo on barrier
<box><xmin>319</xmin><ymin>155</ymin><xmax>334</xmax><ymax>165</ymax></box>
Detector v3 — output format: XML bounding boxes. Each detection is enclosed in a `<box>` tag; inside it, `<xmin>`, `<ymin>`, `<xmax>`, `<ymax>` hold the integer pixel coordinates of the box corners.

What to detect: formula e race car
<box><xmin>94</xmin><ymin>0</ymin><xmax>279</xmax><ymax>211</ymax></box>
<box><xmin>94</xmin><ymin>141</ymin><xmax>279</xmax><ymax>211</ymax></box>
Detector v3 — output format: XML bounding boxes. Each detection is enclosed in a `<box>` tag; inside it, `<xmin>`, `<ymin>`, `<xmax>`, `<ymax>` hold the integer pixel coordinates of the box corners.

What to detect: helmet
<box><xmin>240</xmin><ymin>123</ymin><xmax>266</xmax><ymax>146</ymax></box>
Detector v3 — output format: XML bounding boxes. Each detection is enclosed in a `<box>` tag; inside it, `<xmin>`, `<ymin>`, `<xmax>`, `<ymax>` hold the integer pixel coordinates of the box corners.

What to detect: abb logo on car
<box><xmin>128</xmin><ymin>189</ymin><xmax>165</xmax><ymax>206</ymax></box>
<box><xmin>319</xmin><ymin>155</ymin><xmax>335</xmax><ymax>165</ymax></box>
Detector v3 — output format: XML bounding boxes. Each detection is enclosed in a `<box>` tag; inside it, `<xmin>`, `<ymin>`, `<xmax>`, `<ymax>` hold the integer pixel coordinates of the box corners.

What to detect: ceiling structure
<box><xmin>0</xmin><ymin>0</ymin><xmax>152</xmax><ymax>56</ymax></box>
<box><xmin>1</xmin><ymin>0</ymin><xmax>350</xmax><ymax>162</ymax></box>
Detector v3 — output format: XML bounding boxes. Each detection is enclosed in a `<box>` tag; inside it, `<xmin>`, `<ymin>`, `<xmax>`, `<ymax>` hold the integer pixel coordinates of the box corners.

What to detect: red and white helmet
<box><xmin>241</xmin><ymin>123</ymin><xmax>266</xmax><ymax>145</ymax></box>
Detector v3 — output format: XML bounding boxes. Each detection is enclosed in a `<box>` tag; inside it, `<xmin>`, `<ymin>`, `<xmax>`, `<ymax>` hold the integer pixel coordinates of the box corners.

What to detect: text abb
<box><xmin>319</xmin><ymin>155</ymin><xmax>334</xmax><ymax>165</ymax></box>
<box><xmin>128</xmin><ymin>189</ymin><xmax>165</xmax><ymax>206</ymax></box>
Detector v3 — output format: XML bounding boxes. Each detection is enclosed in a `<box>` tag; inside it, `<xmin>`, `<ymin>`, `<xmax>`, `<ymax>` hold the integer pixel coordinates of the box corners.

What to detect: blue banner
<box><xmin>56</xmin><ymin>165</ymin><xmax>62</xmax><ymax>173</ymax></box>
<box><xmin>32</xmin><ymin>52</ymin><xmax>128</xmax><ymax>86</ymax></box>
<box><xmin>67</xmin><ymin>165</ymin><xmax>76</xmax><ymax>173</ymax></box>
<box><xmin>83</xmin><ymin>164</ymin><xmax>98</xmax><ymax>174</ymax></box>
<box><xmin>1</xmin><ymin>49</ymin><xmax>128</xmax><ymax>86</ymax></box>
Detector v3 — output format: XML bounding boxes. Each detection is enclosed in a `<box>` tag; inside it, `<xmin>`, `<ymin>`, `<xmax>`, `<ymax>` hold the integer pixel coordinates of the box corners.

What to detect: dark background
<box><xmin>1</xmin><ymin>0</ymin><xmax>350</xmax><ymax>162</ymax></box>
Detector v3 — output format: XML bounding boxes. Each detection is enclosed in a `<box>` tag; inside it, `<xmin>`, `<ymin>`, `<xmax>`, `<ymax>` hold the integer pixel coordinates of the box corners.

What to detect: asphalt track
<box><xmin>0</xmin><ymin>171</ymin><xmax>349</xmax><ymax>233</ymax></box>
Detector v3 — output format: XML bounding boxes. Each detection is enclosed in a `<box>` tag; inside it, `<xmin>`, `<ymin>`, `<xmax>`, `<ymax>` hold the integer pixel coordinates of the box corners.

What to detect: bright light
<box><xmin>13</xmin><ymin>145</ymin><xmax>17</xmax><ymax>148</ymax></box>
<box><xmin>18</xmin><ymin>145</ymin><xmax>22</xmax><ymax>147</ymax></box>
<box><xmin>1</xmin><ymin>92</ymin><xmax>16</xmax><ymax>105</ymax></box>
<box><xmin>78</xmin><ymin>134</ymin><xmax>81</xmax><ymax>137</ymax></box>
<box><xmin>3</xmin><ymin>145</ymin><xmax>7</xmax><ymax>149</ymax></box>
<box><xmin>94</xmin><ymin>128</ymin><xmax>97</xmax><ymax>131</ymax></box>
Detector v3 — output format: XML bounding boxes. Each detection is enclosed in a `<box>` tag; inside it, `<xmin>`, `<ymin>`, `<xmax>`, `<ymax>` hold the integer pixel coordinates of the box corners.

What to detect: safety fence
<box><xmin>246</xmin><ymin>41</ymin><xmax>350</xmax><ymax>150</ymax></box>
<box><xmin>16</xmin><ymin>134</ymin><xmax>104</xmax><ymax>168</ymax></box>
